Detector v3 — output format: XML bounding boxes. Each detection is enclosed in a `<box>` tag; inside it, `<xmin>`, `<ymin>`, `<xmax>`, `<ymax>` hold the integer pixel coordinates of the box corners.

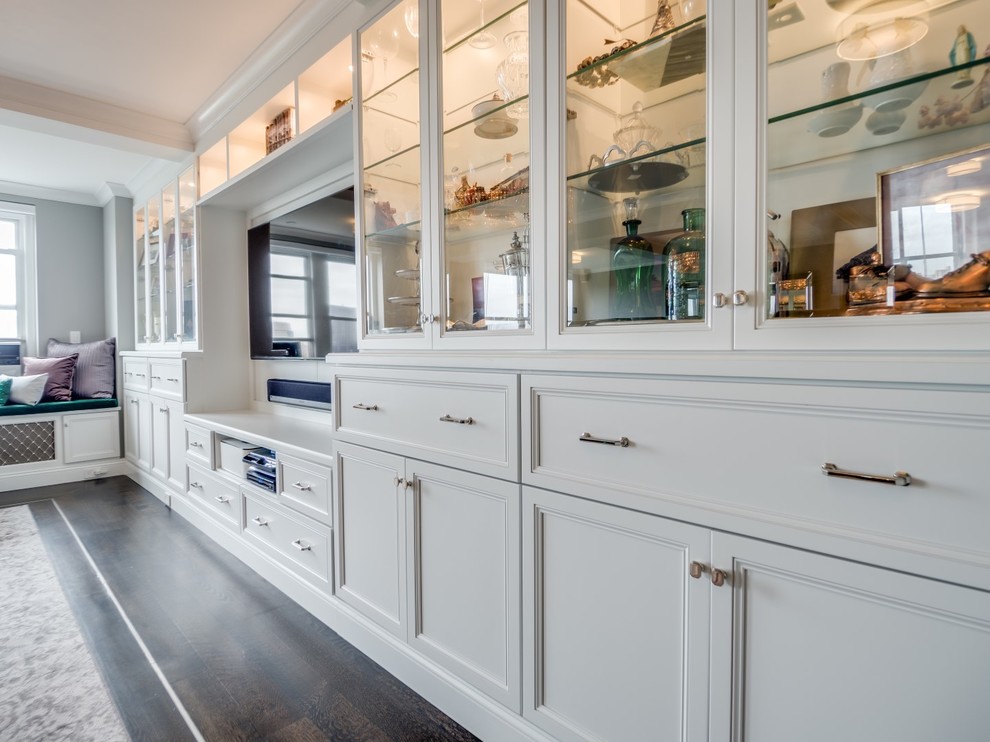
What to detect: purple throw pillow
<box><xmin>46</xmin><ymin>337</ymin><xmax>116</xmax><ymax>399</ymax></box>
<box><xmin>23</xmin><ymin>354</ymin><xmax>79</xmax><ymax>402</ymax></box>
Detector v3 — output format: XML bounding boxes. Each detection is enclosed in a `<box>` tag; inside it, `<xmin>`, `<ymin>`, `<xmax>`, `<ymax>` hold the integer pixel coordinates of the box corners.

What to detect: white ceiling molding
<box><xmin>0</xmin><ymin>75</ymin><xmax>193</xmax><ymax>155</ymax></box>
<box><xmin>97</xmin><ymin>182</ymin><xmax>131</xmax><ymax>206</ymax></box>
<box><xmin>186</xmin><ymin>0</ymin><xmax>354</xmax><ymax>143</ymax></box>
<box><xmin>0</xmin><ymin>178</ymin><xmax>102</xmax><ymax>207</ymax></box>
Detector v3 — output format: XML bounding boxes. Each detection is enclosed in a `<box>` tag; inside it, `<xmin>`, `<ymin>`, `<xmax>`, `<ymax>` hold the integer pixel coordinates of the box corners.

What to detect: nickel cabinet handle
<box><xmin>580</xmin><ymin>432</ymin><xmax>630</xmax><ymax>448</ymax></box>
<box><xmin>292</xmin><ymin>539</ymin><xmax>312</xmax><ymax>552</ymax></box>
<box><xmin>352</xmin><ymin>403</ymin><xmax>379</xmax><ymax>411</ymax></box>
<box><xmin>822</xmin><ymin>462</ymin><xmax>912</xmax><ymax>487</ymax></box>
<box><xmin>251</xmin><ymin>516</ymin><xmax>269</xmax><ymax>526</ymax></box>
<box><xmin>292</xmin><ymin>481</ymin><xmax>312</xmax><ymax>492</ymax></box>
<box><xmin>190</xmin><ymin>481</ymin><xmax>203</xmax><ymax>489</ymax></box>
<box><xmin>439</xmin><ymin>414</ymin><xmax>475</xmax><ymax>425</ymax></box>
<box><xmin>166</xmin><ymin>377</ymin><xmax>179</xmax><ymax>382</ymax></box>
<box><xmin>190</xmin><ymin>441</ymin><xmax>203</xmax><ymax>448</ymax></box>
<box><xmin>214</xmin><ymin>495</ymin><xmax>230</xmax><ymax>504</ymax></box>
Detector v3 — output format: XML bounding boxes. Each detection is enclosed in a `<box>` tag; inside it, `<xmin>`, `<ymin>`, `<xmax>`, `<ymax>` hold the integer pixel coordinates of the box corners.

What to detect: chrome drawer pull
<box><xmin>151</xmin><ymin>375</ymin><xmax>162</xmax><ymax>380</ymax></box>
<box><xmin>580</xmin><ymin>432</ymin><xmax>630</xmax><ymax>448</ymax></box>
<box><xmin>292</xmin><ymin>539</ymin><xmax>312</xmax><ymax>552</ymax></box>
<box><xmin>166</xmin><ymin>377</ymin><xmax>179</xmax><ymax>383</ymax></box>
<box><xmin>190</xmin><ymin>441</ymin><xmax>203</xmax><ymax>448</ymax></box>
<box><xmin>439</xmin><ymin>414</ymin><xmax>475</xmax><ymax>425</ymax></box>
<box><xmin>252</xmin><ymin>516</ymin><xmax>270</xmax><ymax>526</ymax></box>
<box><xmin>352</xmin><ymin>403</ymin><xmax>379</xmax><ymax>411</ymax></box>
<box><xmin>821</xmin><ymin>462</ymin><xmax>911</xmax><ymax>487</ymax></box>
<box><xmin>214</xmin><ymin>495</ymin><xmax>230</xmax><ymax>504</ymax></box>
<box><xmin>292</xmin><ymin>481</ymin><xmax>313</xmax><ymax>492</ymax></box>
<box><xmin>190</xmin><ymin>481</ymin><xmax>203</xmax><ymax>488</ymax></box>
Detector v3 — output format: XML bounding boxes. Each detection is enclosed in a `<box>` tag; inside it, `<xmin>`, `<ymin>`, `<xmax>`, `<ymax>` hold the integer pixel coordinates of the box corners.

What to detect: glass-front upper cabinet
<box><xmin>551</xmin><ymin>0</ymin><xmax>712</xmax><ymax>347</ymax></box>
<box><xmin>177</xmin><ymin>166</ymin><xmax>197</xmax><ymax>344</ymax></box>
<box><xmin>358</xmin><ymin>1</ymin><xmax>425</xmax><ymax>343</ymax></box>
<box><xmin>753</xmin><ymin>0</ymin><xmax>990</xmax><ymax>350</ymax></box>
<box><xmin>437</xmin><ymin>0</ymin><xmax>537</xmax><ymax>341</ymax></box>
<box><xmin>134</xmin><ymin>207</ymin><xmax>147</xmax><ymax>343</ymax></box>
<box><xmin>146</xmin><ymin>194</ymin><xmax>162</xmax><ymax>344</ymax></box>
<box><xmin>135</xmin><ymin>167</ymin><xmax>198</xmax><ymax>349</ymax></box>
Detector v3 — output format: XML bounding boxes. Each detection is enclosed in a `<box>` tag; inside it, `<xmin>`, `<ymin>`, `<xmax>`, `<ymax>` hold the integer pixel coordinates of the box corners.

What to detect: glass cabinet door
<box><xmin>134</xmin><ymin>207</ymin><xmax>148</xmax><ymax>344</ymax></box>
<box><xmin>161</xmin><ymin>182</ymin><xmax>178</xmax><ymax>344</ymax></box>
<box><xmin>177</xmin><ymin>165</ymin><xmax>197</xmax><ymax>344</ymax></box>
<box><xmin>358</xmin><ymin>1</ymin><xmax>425</xmax><ymax>341</ymax></box>
<box><xmin>438</xmin><ymin>0</ymin><xmax>535</xmax><ymax>336</ymax></box>
<box><xmin>146</xmin><ymin>195</ymin><xmax>162</xmax><ymax>344</ymax></box>
<box><xmin>558</xmin><ymin>0</ymin><xmax>708</xmax><ymax>332</ymax></box>
<box><xmin>759</xmin><ymin>0</ymin><xmax>990</xmax><ymax>346</ymax></box>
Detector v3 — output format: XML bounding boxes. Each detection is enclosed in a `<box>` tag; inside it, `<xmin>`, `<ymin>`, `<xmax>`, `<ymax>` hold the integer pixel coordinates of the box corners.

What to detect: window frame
<box><xmin>0</xmin><ymin>201</ymin><xmax>38</xmax><ymax>357</ymax></box>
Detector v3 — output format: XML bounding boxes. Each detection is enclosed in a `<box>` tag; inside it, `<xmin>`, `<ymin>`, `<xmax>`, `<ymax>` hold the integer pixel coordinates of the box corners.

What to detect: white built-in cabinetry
<box><xmin>121</xmin><ymin>354</ymin><xmax>187</xmax><ymax>505</ymax></box>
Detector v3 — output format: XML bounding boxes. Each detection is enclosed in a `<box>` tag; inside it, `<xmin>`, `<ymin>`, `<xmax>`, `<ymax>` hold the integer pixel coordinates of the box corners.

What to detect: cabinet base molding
<box><xmin>0</xmin><ymin>459</ymin><xmax>129</xmax><ymax>493</ymax></box>
<box><xmin>126</xmin><ymin>466</ymin><xmax>175</xmax><ymax>507</ymax></box>
<box><xmin>168</xmin><ymin>494</ymin><xmax>556</xmax><ymax>742</ymax></box>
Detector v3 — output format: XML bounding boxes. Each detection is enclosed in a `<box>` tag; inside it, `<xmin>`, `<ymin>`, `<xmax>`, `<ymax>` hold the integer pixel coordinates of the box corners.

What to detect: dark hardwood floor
<box><xmin>5</xmin><ymin>477</ymin><xmax>481</xmax><ymax>742</ymax></box>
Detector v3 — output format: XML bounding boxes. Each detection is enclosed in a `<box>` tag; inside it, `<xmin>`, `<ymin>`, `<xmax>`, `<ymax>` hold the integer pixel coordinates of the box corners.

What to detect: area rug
<box><xmin>0</xmin><ymin>505</ymin><xmax>130</xmax><ymax>741</ymax></box>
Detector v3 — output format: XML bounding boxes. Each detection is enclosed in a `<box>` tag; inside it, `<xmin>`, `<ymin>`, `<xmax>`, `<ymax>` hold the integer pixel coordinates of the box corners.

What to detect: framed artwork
<box><xmin>878</xmin><ymin>144</ymin><xmax>989</xmax><ymax>278</ymax></box>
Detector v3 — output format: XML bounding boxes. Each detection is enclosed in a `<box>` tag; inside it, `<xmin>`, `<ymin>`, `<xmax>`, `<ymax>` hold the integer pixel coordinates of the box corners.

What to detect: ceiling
<box><xmin>0</xmin><ymin>0</ymin><xmax>357</xmax><ymax>206</ymax></box>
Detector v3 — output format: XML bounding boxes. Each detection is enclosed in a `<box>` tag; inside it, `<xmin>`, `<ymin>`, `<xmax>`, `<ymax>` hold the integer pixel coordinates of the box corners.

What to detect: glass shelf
<box><xmin>364</xmin><ymin>67</ymin><xmax>420</xmax><ymax>117</ymax></box>
<box><xmin>365</xmin><ymin>222</ymin><xmax>423</xmax><ymax>244</ymax></box>
<box><xmin>566</xmin><ymin>17</ymin><xmax>706</xmax><ymax>91</ymax></box>
<box><xmin>364</xmin><ymin>142</ymin><xmax>421</xmax><ymax>180</ymax></box>
<box><xmin>768</xmin><ymin>59</ymin><xmax>990</xmax><ymax>170</ymax></box>
<box><xmin>443</xmin><ymin>1</ymin><xmax>527</xmax><ymax>52</ymax></box>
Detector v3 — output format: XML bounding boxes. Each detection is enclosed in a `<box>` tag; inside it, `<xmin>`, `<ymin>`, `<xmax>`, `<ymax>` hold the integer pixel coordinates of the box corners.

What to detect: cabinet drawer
<box><xmin>122</xmin><ymin>357</ymin><xmax>149</xmax><ymax>391</ymax></box>
<box><xmin>334</xmin><ymin>368</ymin><xmax>518</xmax><ymax>479</ymax></box>
<box><xmin>243</xmin><ymin>492</ymin><xmax>331</xmax><ymax>589</ymax></box>
<box><xmin>149</xmin><ymin>360</ymin><xmax>184</xmax><ymax>400</ymax></box>
<box><xmin>277</xmin><ymin>453</ymin><xmax>331</xmax><ymax>524</ymax></box>
<box><xmin>186</xmin><ymin>464</ymin><xmax>239</xmax><ymax>531</ymax></box>
<box><xmin>185</xmin><ymin>424</ymin><xmax>213</xmax><ymax>468</ymax></box>
<box><xmin>525</xmin><ymin>375</ymin><xmax>990</xmax><ymax>556</ymax></box>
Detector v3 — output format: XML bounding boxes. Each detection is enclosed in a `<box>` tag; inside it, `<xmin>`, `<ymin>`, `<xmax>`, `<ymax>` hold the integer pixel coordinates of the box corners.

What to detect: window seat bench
<box><xmin>0</xmin><ymin>397</ymin><xmax>118</xmax><ymax>417</ymax></box>
<box><xmin>0</xmin><ymin>399</ymin><xmax>124</xmax><ymax>491</ymax></box>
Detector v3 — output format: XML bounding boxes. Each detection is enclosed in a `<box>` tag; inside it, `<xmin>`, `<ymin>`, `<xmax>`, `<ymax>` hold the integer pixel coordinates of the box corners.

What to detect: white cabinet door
<box><xmin>333</xmin><ymin>441</ymin><xmax>407</xmax><ymax>638</ymax></box>
<box><xmin>522</xmin><ymin>486</ymin><xmax>711</xmax><ymax>742</ymax></box>
<box><xmin>164</xmin><ymin>398</ymin><xmax>186</xmax><ymax>492</ymax></box>
<box><xmin>710</xmin><ymin>533</ymin><xmax>990</xmax><ymax>742</ymax></box>
<box><xmin>406</xmin><ymin>460</ymin><xmax>521</xmax><ymax>711</ymax></box>
<box><xmin>150</xmin><ymin>397</ymin><xmax>170</xmax><ymax>481</ymax></box>
<box><xmin>124</xmin><ymin>390</ymin><xmax>151</xmax><ymax>471</ymax></box>
<box><xmin>62</xmin><ymin>411</ymin><xmax>120</xmax><ymax>464</ymax></box>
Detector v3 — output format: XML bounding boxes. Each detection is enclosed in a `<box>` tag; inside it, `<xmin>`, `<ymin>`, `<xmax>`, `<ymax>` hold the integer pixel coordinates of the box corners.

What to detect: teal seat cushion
<box><xmin>0</xmin><ymin>377</ymin><xmax>10</xmax><ymax>406</ymax></box>
<box><xmin>0</xmin><ymin>398</ymin><xmax>118</xmax><ymax>417</ymax></box>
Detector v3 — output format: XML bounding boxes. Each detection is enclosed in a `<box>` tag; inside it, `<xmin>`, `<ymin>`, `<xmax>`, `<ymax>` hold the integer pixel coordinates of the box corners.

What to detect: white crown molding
<box><xmin>0</xmin><ymin>178</ymin><xmax>101</xmax><ymax>207</ymax></box>
<box><xmin>186</xmin><ymin>0</ymin><xmax>362</xmax><ymax>143</ymax></box>
<box><xmin>97</xmin><ymin>182</ymin><xmax>131</xmax><ymax>206</ymax></box>
<box><xmin>0</xmin><ymin>74</ymin><xmax>193</xmax><ymax>155</ymax></box>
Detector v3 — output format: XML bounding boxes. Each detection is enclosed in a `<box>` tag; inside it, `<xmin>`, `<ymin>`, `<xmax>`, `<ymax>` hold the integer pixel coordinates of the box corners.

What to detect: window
<box><xmin>0</xmin><ymin>202</ymin><xmax>37</xmax><ymax>354</ymax></box>
<box><xmin>269</xmin><ymin>242</ymin><xmax>357</xmax><ymax>357</ymax></box>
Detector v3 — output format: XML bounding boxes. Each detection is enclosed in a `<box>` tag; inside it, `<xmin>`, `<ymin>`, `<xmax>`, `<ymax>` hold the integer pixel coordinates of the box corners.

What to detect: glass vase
<box><xmin>665</xmin><ymin>207</ymin><xmax>705</xmax><ymax>320</ymax></box>
<box><xmin>611</xmin><ymin>204</ymin><xmax>656</xmax><ymax>320</ymax></box>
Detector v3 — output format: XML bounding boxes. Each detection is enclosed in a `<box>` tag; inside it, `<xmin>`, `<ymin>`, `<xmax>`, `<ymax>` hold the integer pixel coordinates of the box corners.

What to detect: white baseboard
<box><xmin>164</xmin><ymin>489</ymin><xmax>554</xmax><ymax>742</ymax></box>
<box><xmin>0</xmin><ymin>459</ymin><xmax>129</xmax><ymax>493</ymax></box>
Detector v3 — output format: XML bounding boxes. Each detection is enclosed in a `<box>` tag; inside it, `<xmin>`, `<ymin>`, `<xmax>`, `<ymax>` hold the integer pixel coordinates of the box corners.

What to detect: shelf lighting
<box><xmin>836</xmin><ymin>0</ymin><xmax>929</xmax><ymax>61</ymax></box>
<box><xmin>938</xmin><ymin>192</ymin><xmax>981</xmax><ymax>212</ymax></box>
<box><xmin>946</xmin><ymin>159</ymin><xmax>983</xmax><ymax>177</ymax></box>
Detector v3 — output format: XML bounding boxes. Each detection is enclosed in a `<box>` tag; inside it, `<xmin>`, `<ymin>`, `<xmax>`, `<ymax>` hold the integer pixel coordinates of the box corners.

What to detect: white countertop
<box><xmin>185</xmin><ymin>410</ymin><xmax>334</xmax><ymax>466</ymax></box>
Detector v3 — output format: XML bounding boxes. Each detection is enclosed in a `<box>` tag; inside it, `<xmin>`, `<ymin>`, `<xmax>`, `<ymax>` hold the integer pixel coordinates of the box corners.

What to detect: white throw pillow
<box><xmin>9</xmin><ymin>373</ymin><xmax>49</xmax><ymax>405</ymax></box>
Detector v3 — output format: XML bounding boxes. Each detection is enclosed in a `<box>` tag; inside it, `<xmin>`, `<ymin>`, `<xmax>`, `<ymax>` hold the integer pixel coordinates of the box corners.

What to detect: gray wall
<box><xmin>1</xmin><ymin>192</ymin><xmax>107</xmax><ymax>355</ymax></box>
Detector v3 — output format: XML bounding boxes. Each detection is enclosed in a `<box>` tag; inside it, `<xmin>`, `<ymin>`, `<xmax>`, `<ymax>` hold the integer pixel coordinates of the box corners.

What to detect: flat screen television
<box><xmin>248</xmin><ymin>187</ymin><xmax>358</xmax><ymax>359</ymax></box>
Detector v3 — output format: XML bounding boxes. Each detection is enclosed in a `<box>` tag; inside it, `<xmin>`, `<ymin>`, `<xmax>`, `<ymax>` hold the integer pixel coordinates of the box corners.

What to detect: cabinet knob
<box><xmin>732</xmin><ymin>290</ymin><xmax>749</xmax><ymax>306</ymax></box>
<box><xmin>395</xmin><ymin>477</ymin><xmax>405</xmax><ymax>487</ymax></box>
<box><xmin>712</xmin><ymin>292</ymin><xmax>728</xmax><ymax>308</ymax></box>
<box><xmin>711</xmin><ymin>568</ymin><xmax>728</xmax><ymax>587</ymax></box>
<box><xmin>689</xmin><ymin>561</ymin><xmax>706</xmax><ymax>579</ymax></box>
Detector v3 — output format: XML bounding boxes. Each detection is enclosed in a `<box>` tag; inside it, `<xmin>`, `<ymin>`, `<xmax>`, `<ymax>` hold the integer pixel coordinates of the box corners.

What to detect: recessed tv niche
<box><xmin>248</xmin><ymin>187</ymin><xmax>358</xmax><ymax>359</ymax></box>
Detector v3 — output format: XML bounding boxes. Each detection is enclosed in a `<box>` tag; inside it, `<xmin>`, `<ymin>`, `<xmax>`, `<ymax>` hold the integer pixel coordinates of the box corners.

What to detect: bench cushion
<box><xmin>0</xmin><ymin>398</ymin><xmax>118</xmax><ymax>418</ymax></box>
